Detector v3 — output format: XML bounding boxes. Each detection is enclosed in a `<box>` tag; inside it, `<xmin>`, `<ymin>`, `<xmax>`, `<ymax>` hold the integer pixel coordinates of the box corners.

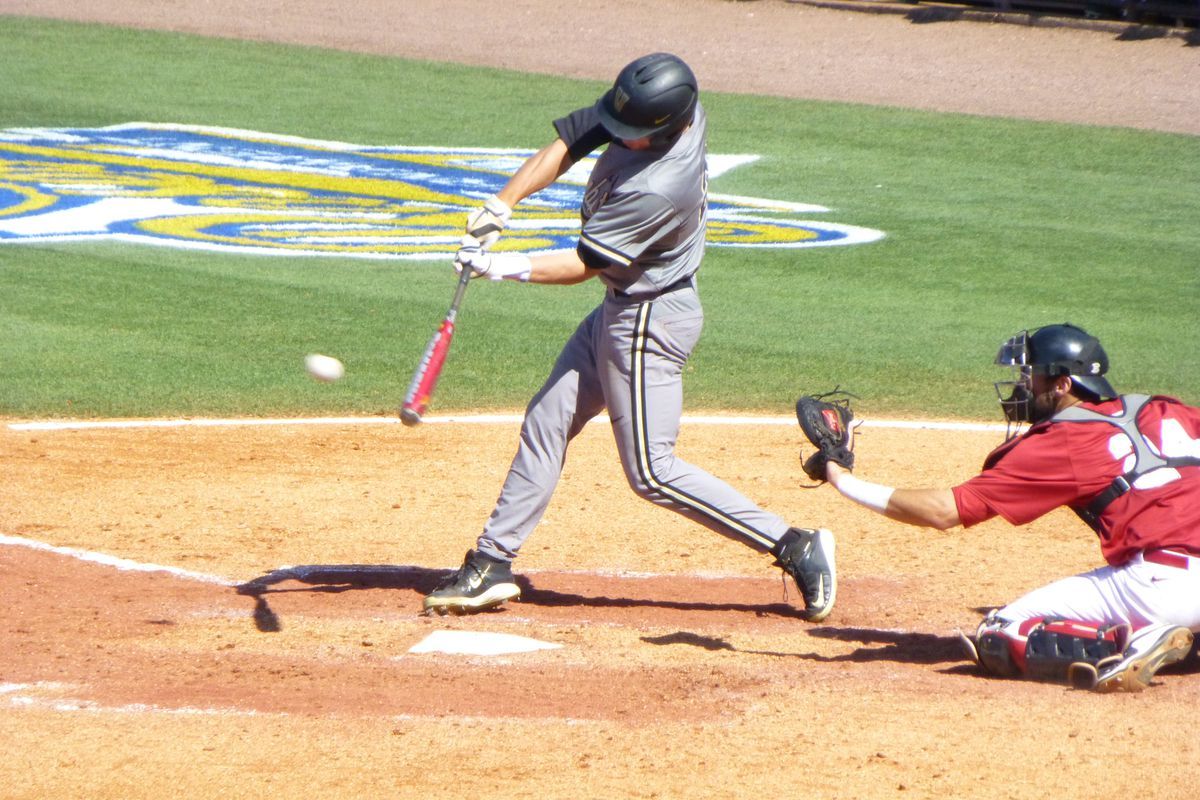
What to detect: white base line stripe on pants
<box><xmin>629</xmin><ymin>302</ymin><xmax>775</xmax><ymax>550</ymax></box>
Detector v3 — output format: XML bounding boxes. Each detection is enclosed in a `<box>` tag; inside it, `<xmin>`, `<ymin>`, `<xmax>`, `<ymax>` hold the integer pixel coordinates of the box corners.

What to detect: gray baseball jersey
<box><xmin>578</xmin><ymin>107</ymin><xmax>707</xmax><ymax>297</ymax></box>
<box><xmin>475</xmin><ymin>101</ymin><xmax>793</xmax><ymax>562</ymax></box>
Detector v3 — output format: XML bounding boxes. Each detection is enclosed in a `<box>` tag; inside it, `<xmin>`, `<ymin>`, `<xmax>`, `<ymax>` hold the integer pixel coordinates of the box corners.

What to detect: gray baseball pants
<box><xmin>475</xmin><ymin>284</ymin><xmax>791</xmax><ymax>561</ymax></box>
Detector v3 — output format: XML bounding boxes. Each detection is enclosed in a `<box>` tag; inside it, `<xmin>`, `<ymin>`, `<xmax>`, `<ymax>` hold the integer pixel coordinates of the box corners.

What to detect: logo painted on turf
<box><xmin>0</xmin><ymin>123</ymin><xmax>884</xmax><ymax>259</ymax></box>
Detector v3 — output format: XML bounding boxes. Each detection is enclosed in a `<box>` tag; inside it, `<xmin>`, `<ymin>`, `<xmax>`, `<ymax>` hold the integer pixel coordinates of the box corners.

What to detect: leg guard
<box><xmin>1023</xmin><ymin>618</ymin><xmax>1128</xmax><ymax>683</ymax></box>
<box><xmin>964</xmin><ymin>613</ymin><xmax>1128</xmax><ymax>683</ymax></box>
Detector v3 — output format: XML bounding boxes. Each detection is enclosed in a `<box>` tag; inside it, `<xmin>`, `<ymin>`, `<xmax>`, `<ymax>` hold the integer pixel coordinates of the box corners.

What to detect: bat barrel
<box><xmin>400</xmin><ymin>265</ymin><xmax>473</xmax><ymax>427</ymax></box>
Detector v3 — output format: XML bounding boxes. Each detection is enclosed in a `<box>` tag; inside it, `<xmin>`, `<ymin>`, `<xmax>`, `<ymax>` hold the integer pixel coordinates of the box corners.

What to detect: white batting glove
<box><xmin>454</xmin><ymin>236</ymin><xmax>532</xmax><ymax>282</ymax></box>
<box><xmin>465</xmin><ymin>194</ymin><xmax>512</xmax><ymax>248</ymax></box>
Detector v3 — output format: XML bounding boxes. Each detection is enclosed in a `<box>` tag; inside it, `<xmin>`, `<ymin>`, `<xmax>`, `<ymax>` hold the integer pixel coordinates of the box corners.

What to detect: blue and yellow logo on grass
<box><xmin>0</xmin><ymin>123</ymin><xmax>883</xmax><ymax>258</ymax></box>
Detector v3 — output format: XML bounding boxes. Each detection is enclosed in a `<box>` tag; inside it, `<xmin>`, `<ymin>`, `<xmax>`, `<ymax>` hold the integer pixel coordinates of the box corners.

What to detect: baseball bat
<box><xmin>400</xmin><ymin>264</ymin><xmax>473</xmax><ymax>426</ymax></box>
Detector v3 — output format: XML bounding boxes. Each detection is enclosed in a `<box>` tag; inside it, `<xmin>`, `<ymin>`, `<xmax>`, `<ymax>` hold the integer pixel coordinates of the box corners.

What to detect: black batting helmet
<box><xmin>595</xmin><ymin>53</ymin><xmax>698</xmax><ymax>143</ymax></box>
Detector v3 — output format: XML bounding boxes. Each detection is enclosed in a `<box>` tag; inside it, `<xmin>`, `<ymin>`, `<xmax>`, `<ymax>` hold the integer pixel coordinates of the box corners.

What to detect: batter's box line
<box><xmin>0</xmin><ymin>533</ymin><xmax>235</xmax><ymax>586</ymax></box>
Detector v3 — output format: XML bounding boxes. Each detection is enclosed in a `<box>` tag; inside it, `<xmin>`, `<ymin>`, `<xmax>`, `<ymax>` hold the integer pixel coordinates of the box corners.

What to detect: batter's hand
<box><xmin>466</xmin><ymin>195</ymin><xmax>512</xmax><ymax>248</ymax></box>
<box><xmin>454</xmin><ymin>236</ymin><xmax>490</xmax><ymax>278</ymax></box>
<box><xmin>454</xmin><ymin>236</ymin><xmax>532</xmax><ymax>282</ymax></box>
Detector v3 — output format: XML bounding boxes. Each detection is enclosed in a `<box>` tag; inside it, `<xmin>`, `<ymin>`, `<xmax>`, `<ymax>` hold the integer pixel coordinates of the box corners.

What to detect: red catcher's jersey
<box><xmin>952</xmin><ymin>396</ymin><xmax>1200</xmax><ymax>566</ymax></box>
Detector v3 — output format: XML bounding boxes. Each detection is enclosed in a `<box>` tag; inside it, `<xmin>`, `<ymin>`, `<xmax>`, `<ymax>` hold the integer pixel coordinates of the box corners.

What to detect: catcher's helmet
<box><xmin>595</xmin><ymin>53</ymin><xmax>698</xmax><ymax>144</ymax></box>
<box><xmin>997</xmin><ymin>323</ymin><xmax>1116</xmax><ymax>400</ymax></box>
<box><xmin>995</xmin><ymin>323</ymin><xmax>1117</xmax><ymax>426</ymax></box>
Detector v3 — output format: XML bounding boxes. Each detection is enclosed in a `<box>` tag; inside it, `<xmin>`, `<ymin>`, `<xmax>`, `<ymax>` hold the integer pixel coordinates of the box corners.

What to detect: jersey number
<box><xmin>1108</xmin><ymin>418</ymin><xmax>1200</xmax><ymax>490</ymax></box>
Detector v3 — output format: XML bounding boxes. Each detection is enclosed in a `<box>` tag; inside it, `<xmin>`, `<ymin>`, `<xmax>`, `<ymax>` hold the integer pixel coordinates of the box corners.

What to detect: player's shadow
<box><xmin>642</xmin><ymin>628</ymin><xmax>969</xmax><ymax>667</ymax></box>
<box><xmin>640</xmin><ymin>631</ymin><xmax>794</xmax><ymax>659</ymax></box>
<box><xmin>233</xmin><ymin>567</ymin><xmax>1200</xmax><ymax>677</ymax></box>
<box><xmin>233</xmin><ymin>564</ymin><xmax>810</xmax><ymax>631</ymax></box>
<box><xmin>517</xmin><ymin>580</ymin><xmax>810</xmax><ymax>621</ymax></box>
<box><xmin>807</xmin><ymin>627</ymin><xmax>974</xmax><ymax>669</ymax></box>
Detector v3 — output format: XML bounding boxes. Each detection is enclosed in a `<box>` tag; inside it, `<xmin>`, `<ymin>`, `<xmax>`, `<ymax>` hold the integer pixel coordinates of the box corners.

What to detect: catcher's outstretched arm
<box><xmin>826</xmin><ymin>463</ymin><xmax>962</xmax><ymax>530</ymax></box>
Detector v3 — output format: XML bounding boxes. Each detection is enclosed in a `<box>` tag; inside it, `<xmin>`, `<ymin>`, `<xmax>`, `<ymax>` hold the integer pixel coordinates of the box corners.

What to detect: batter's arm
<box><xmin>526</xmin><ymin>249</ymin><xmax>601</xmax><ymax>285</ymax></box>
<box><xmin>496</xmin><ymin>138</ymin><xmax>575</xmax><ymax>209</ymax></box>
<box><xmin>826</xmin><ymin>462</ymin><xmax>963</xmax><ymax>530</ymax></box>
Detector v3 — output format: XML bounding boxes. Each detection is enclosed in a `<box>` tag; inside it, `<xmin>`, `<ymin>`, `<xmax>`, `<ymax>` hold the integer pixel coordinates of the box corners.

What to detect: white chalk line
<box><xmin>1</xmin><ymin>683</ymin><xmax>265</xmax><ymax>718</ymax></box>
<box><xmin>0</xmin><ymin>534</ymin><xmax>236</xmax><ymax>586</ymax></box>
<box><xmin>7</xmin><ymin>414</ymin><xmax>1008</xmax><ymax>432</ymax></box>
<box><xmin>0</xmin><ymin>687</ymin><xmax>584</xmax><ymax>724</ymax></box>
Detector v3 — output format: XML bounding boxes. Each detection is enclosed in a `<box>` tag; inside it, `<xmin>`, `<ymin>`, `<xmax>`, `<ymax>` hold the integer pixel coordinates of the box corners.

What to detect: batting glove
<box><xmin>454</xmin><ymin>237</ymin><xmax>532</xmax><ymax>282</ymax></box>
<box><xmin>465</xmin><ymin>194</ymin><xmax>512</xmax><ymax>248</ymax></box>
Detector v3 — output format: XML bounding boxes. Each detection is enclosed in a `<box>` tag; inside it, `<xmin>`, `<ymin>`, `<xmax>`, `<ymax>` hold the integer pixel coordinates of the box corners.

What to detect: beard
<box><xmin>999</xmin><ymin>382</ymin><xmax>1059</xmax><ymax>425</ymax></box>
<box><xmin>1027</xmin><ymin>388</ymin><xmax>1060</xmax><ymax>424</ymax></box>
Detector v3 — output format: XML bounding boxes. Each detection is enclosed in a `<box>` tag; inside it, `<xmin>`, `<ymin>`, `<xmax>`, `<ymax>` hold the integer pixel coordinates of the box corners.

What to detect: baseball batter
<box><xmin>423</xmin><ymin>53</ymin><xmax>835</xmax><ymax>621</ymax></box>
<box><xmin>822</xmin><ymin>323</ymin><xmax>1200</xmax><ymax>692</ymax></box>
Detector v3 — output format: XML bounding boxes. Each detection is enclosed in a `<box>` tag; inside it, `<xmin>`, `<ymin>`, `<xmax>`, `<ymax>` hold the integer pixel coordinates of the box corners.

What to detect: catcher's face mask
<box><xmin>994</xmin><ymin>331</ymin><xmax>1033</xmax><ymax>424</ymax></box>
<box><xmin>994</xmin><ymin>330</ymin><xmax>1066</xmax><ymax>437</ymax></box>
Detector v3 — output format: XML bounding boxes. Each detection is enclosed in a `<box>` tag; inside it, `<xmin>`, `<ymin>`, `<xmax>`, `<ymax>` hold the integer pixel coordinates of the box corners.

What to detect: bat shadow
<box><xmin>236</xmin><ymin>563</ymin><xmax>444</xmax><ymax>596</ymax></box>
<box><xmin>235</xmin><ymin>564</ymin><xmax>446</xmax><ymax>632</ymax></box>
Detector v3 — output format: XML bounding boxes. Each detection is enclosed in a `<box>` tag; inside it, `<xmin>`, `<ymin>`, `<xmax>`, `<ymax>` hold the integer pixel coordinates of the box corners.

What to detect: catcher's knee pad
<box><xmin>1023</xmin><ymin>618</ymin><xmax>1128</xmax><ymax>684</ymax></box>
<box><xmin>975</xmin><ymin>631</ymin><xmax>1023</xmax><ymax>678</ymax></box>
<box><xmin>968</xmin><ymin>613</ymin><xmax>1023</xmax><ymax>677</ymax></box>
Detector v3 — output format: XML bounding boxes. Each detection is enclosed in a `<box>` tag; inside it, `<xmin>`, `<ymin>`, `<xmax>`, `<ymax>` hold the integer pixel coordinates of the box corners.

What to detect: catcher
<box><xmin>798</xmin><ymin>324</ymin><xmax>1200</xmax><ymax>692</ymax></box>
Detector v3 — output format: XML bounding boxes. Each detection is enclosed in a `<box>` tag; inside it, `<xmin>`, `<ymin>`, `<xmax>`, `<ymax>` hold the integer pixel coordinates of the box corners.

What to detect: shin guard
<box><xmin>1023</xmin><ymin>618</ymin><xmax>1127</xmax><ymax>683</ymax></box>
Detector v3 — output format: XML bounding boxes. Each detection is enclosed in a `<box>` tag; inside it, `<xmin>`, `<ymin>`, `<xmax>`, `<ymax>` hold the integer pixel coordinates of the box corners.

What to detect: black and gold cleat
<box><xmin>423</xmin><ymin>549</ymin><xmax>520</xmax><ymax>616</ymax></box>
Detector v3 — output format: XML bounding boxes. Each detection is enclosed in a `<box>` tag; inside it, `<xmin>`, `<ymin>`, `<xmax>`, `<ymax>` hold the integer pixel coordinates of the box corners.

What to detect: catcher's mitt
<box><xmin>796</xmin><ymin>389</ymin><xmax>856</xmax><ymax>483</ymax></box>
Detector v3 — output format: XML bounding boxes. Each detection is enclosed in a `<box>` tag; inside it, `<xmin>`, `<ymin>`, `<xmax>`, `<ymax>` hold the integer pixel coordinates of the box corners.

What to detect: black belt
<box><xmin>612</xmin><ymin>275</ymin><xmax>694</xmax><ymax>299</ymax></box>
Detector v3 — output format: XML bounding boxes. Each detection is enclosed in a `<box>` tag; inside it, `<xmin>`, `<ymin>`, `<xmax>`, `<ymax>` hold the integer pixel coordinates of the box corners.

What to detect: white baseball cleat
<box><xmin>1090</xmin><ymin>624</ymin><xmax>1193</xmax><ymax>693</ymax></box>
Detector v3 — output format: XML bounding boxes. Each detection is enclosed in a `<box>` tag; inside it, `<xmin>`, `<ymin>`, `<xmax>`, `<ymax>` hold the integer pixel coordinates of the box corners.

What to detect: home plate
<box><xmin>408</xmin><ymin>630</ymin><xmax>562</xmax><ymax>656</ymax></box>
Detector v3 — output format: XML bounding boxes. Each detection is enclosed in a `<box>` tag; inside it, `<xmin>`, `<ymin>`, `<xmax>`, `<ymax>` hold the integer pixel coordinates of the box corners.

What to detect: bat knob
<box><xmin>399</xmin><ymin>407</ymin><xmax>423</xmax><ymax>427</ymax></box>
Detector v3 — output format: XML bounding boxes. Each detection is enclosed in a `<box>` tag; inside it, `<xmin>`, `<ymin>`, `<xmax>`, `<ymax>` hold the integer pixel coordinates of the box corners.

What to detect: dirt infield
<box><xmin>3</xmin><ymin>2</ymin><xmax>1198</xmax><ymax>798</ymax></box>
<box><xmin>3</xmin><ymin>419</ymin><xmax>1198</xmax><ymax>798</ymax></box>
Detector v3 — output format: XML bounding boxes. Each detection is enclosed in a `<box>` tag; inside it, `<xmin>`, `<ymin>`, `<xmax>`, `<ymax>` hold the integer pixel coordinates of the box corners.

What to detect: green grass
<box><xmin>1</xmin><ymin>16</ymin><xmax>1197</xmax><ymax>419</ymax></box>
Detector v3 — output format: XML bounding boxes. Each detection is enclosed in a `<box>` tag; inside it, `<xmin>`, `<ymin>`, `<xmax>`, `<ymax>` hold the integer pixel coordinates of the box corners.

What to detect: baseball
<box><xmin>305</xmin><ymin>353</ymin><xmax>344</xmax><ymax>382</ymax></box>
